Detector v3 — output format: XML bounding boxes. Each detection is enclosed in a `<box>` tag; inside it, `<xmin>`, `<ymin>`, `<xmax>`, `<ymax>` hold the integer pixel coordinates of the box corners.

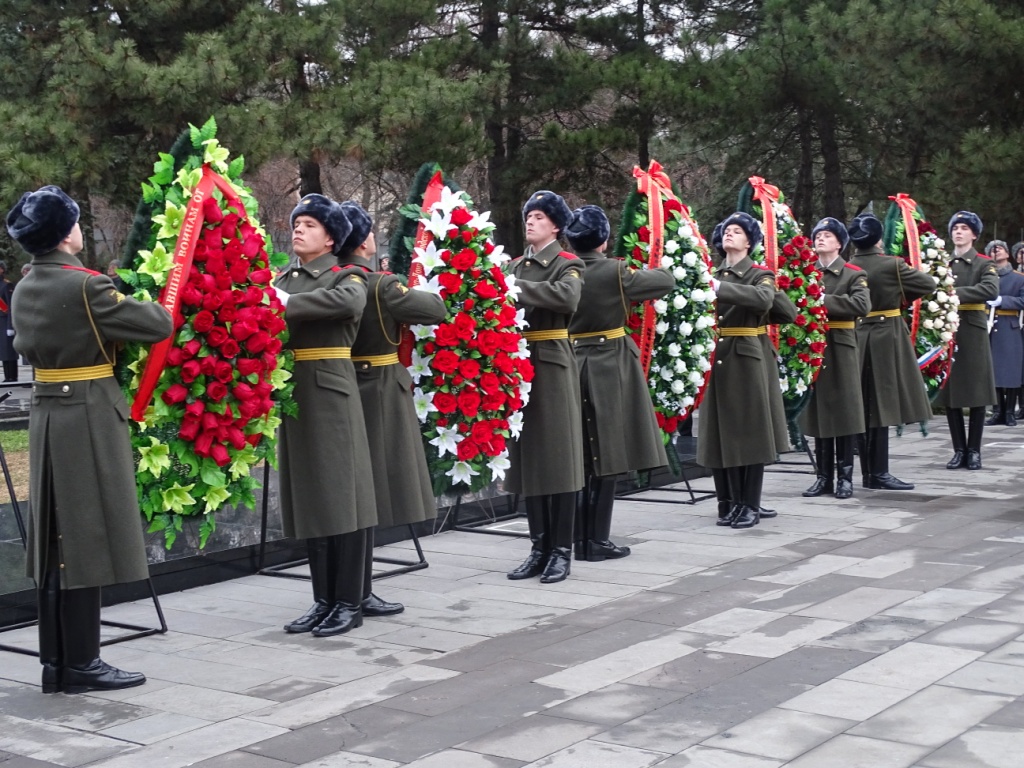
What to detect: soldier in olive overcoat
<box><xmin>273</xmin><ymin>194</ymin><xmax>377</xmax><ymax>637</ymax></box>
<box><xmin>505</xmin><ymin>190</ymin><xmax>585</xmax><ymax>583</ymax></box>
<box><xmin>848</xmin><ymin>214</ymin><xmax>937</xmax><ymax>489</ymax></box>
<box><xmin>934</xmin><ymin>211</ymin><xmax>999</xmax><ymax>469</ymax></box>
<box><xmin>566</xmin><ymin>205</ymin><xmax>674</xmax><ymax>561</ymax></box>
<box><xmin>7</xmin><ymin>186</ymin><xmax>173</xmax><ymax>694</ymax></box>
<box><xmin>343</xmin><ymin>201</ymin><xmax>445</xmax><ymax>618</ymax></box>
<box><xmin>983</xmin><ymin>240</ymin><xmax>1024</xmax><ymax>426</ymax></box>
<box><xmin>799</xmin><ymin>218</ymin><xmax>871</xmax><ymax>499</ymax></box>
<box><xmin>698</xmin><ymin>212</ymin><xmax>794</xmax><ymax>530</ymax></box>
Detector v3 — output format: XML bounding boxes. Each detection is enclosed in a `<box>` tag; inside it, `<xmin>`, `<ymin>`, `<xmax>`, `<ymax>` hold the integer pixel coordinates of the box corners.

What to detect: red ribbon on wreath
<box><xmin>890</xmin><ymin>192</ymin><xmax>924</xmax><ymax>345</ymax></box>
<box><xmin>632</xmin><ymin>160</ymin><xmax>678</xmax><ymax>376</ymax></box>
<box><xmin>131</xmin><ymin>165</ymin><xmax>245</xmax><ymax>421</ymax></box>
<box><xmin>749</xmin><ymin>176</ymin><xmax>781</xmax><ymax>349</ymax></box>
<box><xmin>399</xmin><ymin>171</ymin><xmax>445</xmax><ymax>366</ymax></box>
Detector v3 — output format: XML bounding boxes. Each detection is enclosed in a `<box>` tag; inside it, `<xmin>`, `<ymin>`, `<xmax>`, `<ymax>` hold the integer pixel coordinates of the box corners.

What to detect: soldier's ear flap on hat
<box><xmin>848</xmin><ymin>214</ymin><xmax>884</xmax><ymax>249</ymax></box>
<box><xmin>565</xmin><ymin>205</ymin><xmax>610</xmax><ymax>252</ymax></box>
<box><xmin>6</xmin><ymin>185</ymin><xmax>81</xmax><ymax>256</ymax></box>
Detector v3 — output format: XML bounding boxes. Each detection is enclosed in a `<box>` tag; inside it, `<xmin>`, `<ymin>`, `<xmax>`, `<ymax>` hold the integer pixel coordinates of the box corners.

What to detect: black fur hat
<box><xmin>985</xmin><ymin>240</ymin><xmax>1009</xmax><ymax>258</ymax></box>
<box><xmin>948</xmin><ymin>210</ymin><xmax>983</xmax><ymax>238</ymax></box>
<box><xmin>290</xmin><ymin>193</ymin><xmax>353</xmax><ymax>255</ymax></box>
<box><xmin>848</xmin><ymin>214</ymin><xmax>884</xmax><ymax>248</ymax></box>
<box><xmin>710</xmin><ymin>222</ymin><xmax>725</xmax><ymax>257</ymax></box>
<box><xmin>811</xmin><ymin>217</ymin><xmax>849</xmax><ymax>251</ymax></box>
<box><xmin>522</xmin><ymin>190</ymin><xmax>572</xmax><ymax>234</ymax></box>
<box><xmin>565</xmin><ymin>205</ymin><xmax>610</xmax><ymax>252</ymax></box>
<box><xmin>339</xmin><ymin>201</ymin><xmax>373</xmax><ymax>255</ymax></box>
<box><xmin>6</xmin><ymin>185</ymin><xmax>80</xmax><ymax>256</ymax></box>
<box><xmin>1012</xmin><ymin>242</ymin><xmax>1024</xmax><ymax>264</ymax></box>
<box><xmin>717</xmin><ymin>211</ymin><xmax>762</xmax><ymax>254</ymax></box>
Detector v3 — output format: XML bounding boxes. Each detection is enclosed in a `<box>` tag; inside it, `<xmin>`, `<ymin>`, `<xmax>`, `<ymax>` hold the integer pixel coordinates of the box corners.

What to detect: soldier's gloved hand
<box><xmin>269</xmin><ymin>285</ymin><xmax>290</xmax><ymax>308</ymax></box>
<box><xmin>5</xmin><ymin>329</ymin><xmax>12</xmax><ymax>337</ymax></box>
<box><xmin>709</xmin><ymin>277</ymin><xmax>721</xmax><ymax>293</ymax></box>
<box><xmin>987</xmin><ymin>296</ymin><xmax>1003</xmax><ymax>308</ymax></box>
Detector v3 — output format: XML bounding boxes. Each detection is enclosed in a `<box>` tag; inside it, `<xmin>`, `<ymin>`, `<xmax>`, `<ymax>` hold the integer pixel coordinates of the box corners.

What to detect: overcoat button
<box><xmin>62</xmin><ymin>385</ymin><xmax>70</xmax><ymax>393</ymax></box>
<box><xmin>292</xmin><ymin>271</ymin><xmax>299</xmax><ymax>277</ymax></box>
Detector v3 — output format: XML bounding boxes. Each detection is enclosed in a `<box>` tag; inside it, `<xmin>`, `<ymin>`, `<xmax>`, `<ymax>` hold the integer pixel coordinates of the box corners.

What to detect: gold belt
<box><xmin>959</xmin><ymin>304</ymin><xmax>986</xmax><ymax>311</ymax></box>
<box><xmin>35</xmin><ymin>364</ymin><xmax>114</xmax><ymax>382</ymax></box>
<box><xmin>570</xmin><ymin>327</ymin><xmax>626</xmax><ymax>341</ymax></box>
<box><xmin>719</xmin><ymin>326</ymin><xmax>767</xmax><ymax>337</ymax></box>
<box><xmin>996</xmin><ymin>310</ymin><xmax>1018</xmax><ymax>316</ymax></box>
<box><xmin>352</xmin><ymin>352</ymin><xmax>400</xmax><ymax>366</ymax></box>
<box><xmin>292</xmin><ymin>347</ymin><xmax>352</xmax><ymax>361</ymax></box>
<box><xmin>828</xmin><ymin>320</ymin><xmax>856</xmax><ymax>330</ymax></box>
<box><xmin>867</xmin><ymin>308</ymin><xmax>901</xmax><ymax>318</ymax></box>
<box><xmin>523</xmin><ymin>329</ymin><xmax>569</xmax><ymax>342</ymax></box>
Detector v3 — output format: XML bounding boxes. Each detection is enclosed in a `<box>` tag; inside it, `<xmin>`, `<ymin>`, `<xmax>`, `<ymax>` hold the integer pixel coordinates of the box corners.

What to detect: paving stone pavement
<box><xmin>2</xmin><ymin>419</ymin><xmax>1024</xmax><ymax>767</ymax></box>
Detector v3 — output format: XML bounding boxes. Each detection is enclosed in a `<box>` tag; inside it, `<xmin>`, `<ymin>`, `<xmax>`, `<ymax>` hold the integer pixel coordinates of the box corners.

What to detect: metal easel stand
<box><xmin>613</xmin><ymin>471</ymin><xmax>716</xmax><ymax>506</ymax></box>
<box><xmin>765</xmin><ymin>423</ymin><xmax>817</xmax><ymax>475</ymax></box>
<box><xmin>0</xmin><ymin>388</ymin><xmax>167</xmax><ymax>658</ymax></box>
<box><xmin>256</xmin><ymin>462</ymin><xmax>429</xmax><ymax>581</ymax></box>
<box><xmin>448</xmin><ymin>492</ymin><xmax>528</xmax><ymax>538</ymax></box>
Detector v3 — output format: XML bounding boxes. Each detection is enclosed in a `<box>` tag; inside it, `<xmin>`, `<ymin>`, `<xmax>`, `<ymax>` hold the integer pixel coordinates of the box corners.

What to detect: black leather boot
<box><xmin>712</xmin><ymin>468</ymin><xmax>738</xmax><ymax>526</ymax></box>
<box><xmin>361</xmin><ymin>528</ymin><xmax>404</xmax><ymax>617</ymax></box>
<box><xmin>946</xmin><ymin>409</ymin><xmax>967</xmax><ymax>469</ymax></box>
<box><xmin>583</xmin><ymin>475</ymin><xmax>630</xmax><ymax>561</ymax></box>
<box><xmin>857</xmin><ymin>431</ymin><xmax>872</xmax><ymax>487</ymax></box>
<box><xmin>313</xmin><ymin>530</ymin><xmax>365</xmax><ymax>637</ymax></box>
<box><xmin>284</xmin><ymin>536</ymin><xmax>334</xmax><ymax>632</ymax></box>
<box><xmin>803</xmin><ymin>439</ymin><xmax>835</xmax><ymax>496</ymax></box>
<box><xmin>1017</xmin><ymin>387</ymin><xmax>1024</xmax><ymax>419</ymax></box>
<box><xmin>38</xmin><ymin>557</ymin><xmax>62</xmax><ymax>694</ymax></box>
<box><xmin>834</xmin><ymin>435</ymin><xmax>854</xmax><ymax>499</ymax></box>
<box><xmin>62</xmin><ymin>587</ymin><xmax>145</xmax><ymax>694</ymax></box>
<box><xmin>508</xmin><ymin>496</ymin><xmax>550</xmax><ymax>579</ymax></box>
<box><xmin>986</xmin><ymin>389</ymin><xmax>1005</xmax><ymax>426</ymax></box>
<box><xmin>866</xmin><ymin>427</ymin><xmax>914</xmax><ymax>489</ymax></box>
<box><xmin>967</xmin><ymin>406</ymin><xmax>985</xmax><ymax>470</ymax></box>
<box><xmin>541</xmin><ymin>492</ymin><xmax>574</xmax><ymax>583</ymax></box>
<box><xmin>732</xmin><ymin>464</ymin><xmax>763</xmax><ymax>529</ymax></box>
<box><xmin>574</xmin><ymin>481</ymin><xmax>590</xmax><ymax>561</ymax></box>
<box><xmin>1006</xmin><ymin>390</ymin><xmax>1018</xmax><ymax>427</ymax></box>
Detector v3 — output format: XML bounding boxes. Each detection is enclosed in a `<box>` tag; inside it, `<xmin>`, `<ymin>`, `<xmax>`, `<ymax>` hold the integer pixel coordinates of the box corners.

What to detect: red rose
<box><xmin>627</xmin><ymin>313</ymin><xmax>642</xmax><ymax>330</ymax></box>
<box><xmin>220</xmin><ymin>339</ymin><xmax>240</xmax><ymax>358</ymax></box>
<box><xmin>202</xmin><ymin>197</ymin><xmax>224</xmax><ymax>223</ymax></box>
<box><xmin>185</xmin><ymin>401</ymin><xmax>205</xmax><ymax>418</ymax></box>
<box><xmin>181</xmin><ymin>359</ymin><xmax>202</xmax><ymax>383</ymax></box>
<box><xmin>179</xmin><ymin>417</ymin><xmax>201</xmax><ymax>442</ymax></box>
<box><xmin>207</xmin><ymin>381</ymin><xmax>229</xmax><ymax>401</ymax></box>
<box><xmin>786</xmin><ymin>337</ymin><xmax>798</xmax><ymax>347</ymax></box>
<box><xmin>226</xmin><ymin>426</ymin><xmax>247</xmax><ymax>450</ymax></box>
<box><xmin>211</xmin><ymin>443</ymin><xmax>231</xmax><ymax>467</ymax></box>
<box><xmin>456</xmin><ymin>438</ymin><xmax>480</xmax><ymax>461</ymax></box>
<box><xmin>434</xmin><ymin>323</ymin><xmax>460</xmax><ymax>347</ymax></box>
<box><xmin>464</xmin><ymin>298</ymin><xmax>475</xmax><ymax>311</ymax></box>
<box><xmin>476</xmin><ymin>330</ymin><xmax>502</xmax><ymax>356</ymax></box>
<box><xmin>215</xmin><ymin>361</ymin><xmax>234</xmax><ymax>383</ymax></box>
<box><xmin>193</xmin><ymin>311</ymin><xmax>215</xmax><ymax>333</ymax></box>
<box><xmin>451</xmin><ymin>247</ymin><xmax>477</xmax><ymax>271</ymax></box>
<box><xmin>215</xmin><ymin>272</ymin><xmax>233</xmax><ymax>290</ymax></box>
<box><xmin>777</xmin><ymin>275</ymin><xmax>791</xmax><ymax>290</ymax></box>
<box><xmin>438</xmin><ymin>271</ymin><xmax>464</xmax><ymax>297</ymax></box>
<box><xmin>453</xmin><ymin>312</ymin><xmax>475</xmax><ymax>340</ymax></box>
<box><xmin>482</xmin><ymin>391</ymin><xmax>507</xmax><ymax>411</ymax></box>
<box><xmin>792</xmin><ymin>277</ymin><xmax>804</xmax><ymax>289</ymax></box>
<box><xmin>457</xmin><ymin>389</ymin><xmax>481</xmax><ymax>418</ymax></box>
<box><xmin>233</xmin><ymin>383</ymin><xmax>255</xmax><ymax>401</ymax></box>
<box><xmin>194</xmin><ymin>431</ymin><xmax>215</xmax><ymax>457</ymax></box>
<box><xmin>632</xmin><ymin>246</ymin><xmax>644</xmax><ymax>260</ymax></box>
<box><xmin>207</xmin><ymin>326</ymin><xmax>229</xmax><ymax>347</ymax></box>
<box><xmin>516</xmin><ymin>359</ymin><xmax>535</xmax><ymax>382</ymax></box>
<box><xmin>812</xmin><ymin>358</ymin><xmax>823</xmax><ymax>366</ymax></box>
<box><xmin>229</xmin><ymin>260</ymin><xmax>250</xmax><ymax>284</ymax></box>
<box><xmin>250</xmin><ymin>268</ymin><xmax>272</xmax><ymax>285</ymax></box>
<box><xmin>810</xmin><ymin>341</ymin><xmax>826</xmax><ymax>354</ymax></box>
<box><xmin>492</xmin><ymin>353</ymin><xmax>514</xmax><ymax>374</ymax></box>
<box><xmin>450</xmin><ymin>207</ymin><xmax>473</xmax><ymax>227</ymax></box>
<box><xmin>479</xmin><ymin>371</ymin><xmax>501</xmax><ymax>394</ymax></box>
<box><xmin>181</xmin><ymin>284</ymin><xmax>203</xmax><ymax>307</ymax></box>
<box><xmin>458</xmin><ymin>359</ymin><xmax>481</xmax><ymax>380</ymax></box>
<box><xmin>638</xmin><ymin>225</ymin><xmax>651</xmax><ymax>243</ymax></box>
<box><xmin>794</xmin><ymin>315</ymin><xmax>807</xmax><ymax>327</ymax></box>
<box><xmin>432</xmin><ymin>350</ymin><xmax>460</xmax><ymax>374</ymax></box>
<box><xmin>166</xmin><ymin>347</ymin><xmax>185</xmax><ymax>367</ymax></box>
<box><xmin>237</xmin><ymin>358</ymin><xmax>262</xmax><ymax>376</ymax></box>
<box><xmin>663</xmin><ymin>198</ymin><xmax>683</xmax><ymax>214</ymax></box>
<box><xmin>238</xmin><ymin>399</ymin><xmax>262</xmax><ymax>419</ymax></box>
<box><xmin>200</xmin><ymin>355</ymin><xmax>218</xmax><ymax>375</ymax></box>
<box><xmin>246</xmin><ymin>331</ymin><xmax>270</xmax><ymax>353</ymax></box>
<box><xmin>218</xmin><ymin>305</ymin><xmax>237</xmax><ymax>324</ymax></box>
<box><xmin>244</xmin><ymin>286</ymin><xmax>264</xmax><ymax>306</ymax></box>
<box><xmin>265</xmin><ymin>338</ymin><xmax>282</xmax><ymax>355</ymax></box>
<box><xmin>802</xmin><ymin>264</ymin><xmax>816</xmax><ymax>276</ymax></box>
<box><xmin>202</xmin><ymin>292</ymin><xmax>225</xmax><ymax>312</ymax></box>
<box><xmin>474</xmin><ymin>281</ymin><xmax>499</xmax><ymax>300</ymax></box>
<box><xmin>461</xmin><ymin>229</ymin><xmax>476</xmax><ymax>243</ymax></box>
<box><xmin>434</xmin><ymin>392</ymin><xmax>457</xmax><ymax>414</ymax></box>
<box><xmin>782</xmin><ymin>243</ymin><xmax>797</xmax><ymax>257</ymax></box>
<box><xmin>161</xmin><ymin>383</ymin><xmax>188</xmax><ymax>405</ymax></box>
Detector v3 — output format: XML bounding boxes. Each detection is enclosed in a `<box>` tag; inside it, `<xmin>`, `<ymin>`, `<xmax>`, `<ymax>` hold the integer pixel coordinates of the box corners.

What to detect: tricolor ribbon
<box><xmin>749</xmin><ymin>175</ymin><xmax>781</xmax><ymax>348</ymax></box>
<box><xmin>632</xmin><ymin>160</ymin><xmax>678</xmax><ymax>376</ymax></box>
<box><xmin>398</xmin><ymin>171</ymin><xmax>445</xmax><ymax>367</ymax></box>
<box><xmin>131</xmin><ymin>164</ymin><xmax>244</xmax><ymax>421</ymax></box>
<box><xmin>890</xmin><ymin>192</ymin><xmax>924</xmax><ymax>345</ymax></box>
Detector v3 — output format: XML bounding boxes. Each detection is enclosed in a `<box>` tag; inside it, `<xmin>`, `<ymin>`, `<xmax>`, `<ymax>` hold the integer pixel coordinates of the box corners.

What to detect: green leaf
<box><xmin>189</xmin><ymin>123</ymin><xmax>201</xmax><ymax>146</ymax></box>
<box><xmin>228</xmin><ymin>444</ymin><xmax>258</xmax><ymax>480</ymax></box>
<box><xmin>141</xmin><ymin>182</ymin><xmax>160</xmax><ymax>204</ymax></box>
<box><xmin>200</xmin><ymin>116</ymin><xmax>218</xmax><ymax>143</ymax></box>
<box><xmin>177</xmin><ymin>325</ymin><xmax>195</xmax><ymax>343</ymax></box>
<box><xmin>203</xmin><ymin>484</ymin><xmax>232</xmax><ymax>513</ymax></box>
<box><xmin>199</xmin><ymin>458</ymin><xmax>227</xmax><ymax>487</ymax></box>
<box><xmin>161</xmin><ymin>482</ymin><xmax>197</xmax><ymax>514</ymax></box>
<box><xmin>198</xmin><ymin>514</ymin><xmax>217</xmax><ymax>548</ymax></box>
<box><xmin>138</xmin><ymin>437</ymin><xmax>172</xmax><ymax>478</ymax></box>
<box><xmin>227</xmin><ymin>155</ymin><xmax>245</xmax><ymax>179</ymax></box>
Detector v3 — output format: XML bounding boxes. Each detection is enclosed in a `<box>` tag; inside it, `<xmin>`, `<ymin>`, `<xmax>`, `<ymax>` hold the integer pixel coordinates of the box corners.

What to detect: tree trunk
<box><xmin>793</xmin><ymin>107</ymin><xmax>814</xmax><ymax>224</ymax></box>
<box><xmin>299</xmin><ymin>158</ymin><xmax>322</xmax><ymax>197</ymax></box>
<box><xmin>817</xmin><ymin>111</ymin><xmax>845</xmax><ymax>221</ymax></box>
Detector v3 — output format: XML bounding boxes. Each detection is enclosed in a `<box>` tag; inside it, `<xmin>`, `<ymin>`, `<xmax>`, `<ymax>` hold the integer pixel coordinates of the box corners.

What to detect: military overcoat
<box><xmin>504</xmin><ymin>240</ymin><xmax>585</xmax><ymax>496</ymax></box>
<box><xmin>274</xmin><ymin>252</ymin><xmax>377</xmax><ymax>539</ymax></box>
<box><xmin>799</xmin><ymin>258</ymin><xmax>871</xmax><ymax>438</ymax></box>
<box><xmin>934</xmin><ymin>248</ymin><xmax>999</xmax><ymax>408</ymax></box>
<box><xmin>569</xmin><ymin>251</ymin><xmax>673</xmax><ymax>476</ymax></box>
<box><xmin>697</xmin><ymin>256</ymin><xmax>791</xmax><ymax>468</ymax></box>
<box><xmin>0</xmin><ymin>279</ymin><xmax>15</xmax><ymax>362</ymax></box>
<box><xmin>353</xmin><ymin>272</ymin><xmax>445</xmax><ymax>528</ymax></box>
<box><xmin>14</xmin><ymin>250</ymin><xmax>172</xmax><ymax>589</ymax></box>
<box><xmin>988</xmin><ymin>265</ymin><xmax>1024</xmax><ymax>389</ymax></box>
<box><xmin>849</xmin><ymin>246</ymin><xmax>935</xmax><ymax>427</ymax></box>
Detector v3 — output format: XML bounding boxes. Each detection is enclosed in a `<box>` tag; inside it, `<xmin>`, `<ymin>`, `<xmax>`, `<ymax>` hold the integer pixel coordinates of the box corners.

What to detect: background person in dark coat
<box><xmin>7</xmin><ymin>186</ymin><xmax>173</xmax><ymax>694</ymax></box>
<box><xmin>344</xmin><ymin>201</ymin><xmax>446</xmax><ymax>617</ymax></box>
<box><xmin>273</xmin><ymin>195</ymin><xmax>378</xmax><ymax>638</ymax></box>
<box><xmin>1013</xmin><ymin>242</ymin><xmax>1024</xmax><ymax>419</ymax></box>
<box><xmin>505</xmin><ymin>190</ymin><xmax>585</xmax><ymax>584</ymax></box>
<box><xmin>799</xmin><ymin>218</ymin><xmax>871</xmax><ymax>499</ymax></box>
<box><xmin>848</xmin><ymin>214</ymin><xmax>936</xmax><ymax>490</ymax></box>
<box><xmin>697</xmin><ymin>212</ymin><xmax>793</xmax><ymax>530</ymax></box>
<box><xmin>566</xmin><ymin>205</ymin><xmax>674</xmax><ymax>561</ymax></box>
<box><xmin>983</xmin><ymin>240</ymin><xmax>1024</xmax><ymax>426</ymax></box>
<box><xmin>934</xmin><ymin>211</ymin><xmax>999</xmax><ymax>469</ymax></box>
<box><xmin>0</xmin><ymin>260</ymin><xmax>17</xmax><ymax>381</ymax></box>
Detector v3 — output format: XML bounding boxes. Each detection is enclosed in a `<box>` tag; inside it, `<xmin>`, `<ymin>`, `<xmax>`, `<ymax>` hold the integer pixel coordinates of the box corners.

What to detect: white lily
<box><xmin>504</xmin><ymin>273</ymin><xmax>522</xmax><ymax>302</ymax></box>
<box><xmin>410</xmin><ymin>323</ymin><xmax>436</xmax><ymax>340</ymax></box>
<box><xmin>413</xmin><ymin>388</ymin><xmax>437</xmax><ymax>421</ymax></box>
<box><xmin>467</xmin><ymin>209</ymin><xmax>493</xmax><ymax>231</ymax></box>
<box><xmin>519</xmin><ymin>380</ymin><xmax>532</xmax><ymax>407</ymax></box>
<box><xmin>413</xmin><ymin>241</ymin><xmax>448</xmax><ymax>275</ymax></box>
<box><xmin>486</xmin><ymin>453</ymin><xmax>511</xmax><ymax>482</ymax></box>
<box><xmin>446</xmin><ymin>461</ymin><xmax>480</xmax><ymax>486</ymax></box>
<box><xmin>408</xmin><ymin>350</ymin><xmax>434</xmax><ymax>384</ymax></box>
<box><xmin>514</xmin><ymin>307</ymin><xmax>528</xmax><ymax>329</ymax></box>
<box><xmin>433</xmin><ymin>186</ymin><xmax>466</xmax><ymax>217</ymax></box>
<box><xmin>429</xmin><ymin>425</ymin><xmax>462</xmax><ymax>457</ymax></box>
<box><xmin>508</xmin><ymin>411</ymin><xmax>525</xmax><ymax>438</ymax></box>
<box><xmin>417</xmin><ymin>274</ymin><xmax>444</xmax><ymax>297</ymax></box>
<box><xmin>486</xmin><ymin>242</ymin><xmax>510</xmax><ymax>267</ymax></box>
<box><xmin>422</xmin><ymin>209</ymin><xmax>453</xmax><ymax>240</ymax></box>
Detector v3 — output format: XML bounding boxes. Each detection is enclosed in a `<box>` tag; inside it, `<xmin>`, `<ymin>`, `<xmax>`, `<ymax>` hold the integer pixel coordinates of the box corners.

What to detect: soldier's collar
<box><xmin>817</xmin><ymin>255</ymin><xmax>845</xmax><ymax>274</ymax></box>
<box><xmin>31</xmin><ymin>249</ymin><xmax>83</xmax><ymax>268</ymax></box>
<box><xmin>524</xmin><ymin>240</ymin><xmax>562</xmax><ymax>266</ymax></box>
<box><xmin>295</xmin><ymin>251</ymin><xmax>339</xmax><ymax>277</ymax></box>
<box><xmin>718</xmin><ymin>255</ymin><xmax>753</xmax><ymax>276</ymax></box>
<box><xmin>952</xmin><ymin>247</ymin><xmax>977</xmax><ymax>263</ymax></box>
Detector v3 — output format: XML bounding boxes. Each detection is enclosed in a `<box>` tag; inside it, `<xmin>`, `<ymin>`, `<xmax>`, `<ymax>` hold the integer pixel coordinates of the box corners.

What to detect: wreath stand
<box><xmin>0</xmin><ymin>387</ymin><xmax>168</xmax><ymax>659</ymax></box>
<box><xmin>444</xmin><ymin>492</ymin><xmax>527</xmax><ymax>538</ymax></box>
<box><xmin>256</xmin><ymin>463</ymin><xmax>429</xmax><ymax>581</ymax></box>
